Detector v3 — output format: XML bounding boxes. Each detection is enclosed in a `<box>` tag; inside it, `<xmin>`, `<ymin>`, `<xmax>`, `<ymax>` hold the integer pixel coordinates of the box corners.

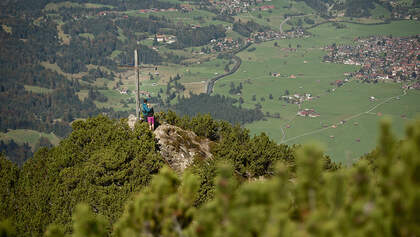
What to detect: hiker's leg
<box><xmin>147</xmin><ymin>116</ymin><xmax>153</xmax><ymax>130</ymax></box>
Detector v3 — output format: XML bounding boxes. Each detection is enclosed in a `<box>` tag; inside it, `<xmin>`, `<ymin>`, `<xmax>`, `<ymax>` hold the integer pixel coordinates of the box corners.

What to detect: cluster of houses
<box><xmin>282</xmin><ymin>93</ymin><xmax>315</xmax><ymax>104</ymax></box>
<box><xmin>117</xmin><ymin>87</ymin><xmax>129</xmax><ymax>95</ymax></box>
<box><xmin>247</xmin><ymin>28</ymin><xmax>308</xmax><ymax>43</ymax></box>
<box><xmin>151</xmin><ymin>34</ymin><xmax>176</xmax><ymax>44</ymax></box>
<box><xmin>331</xmin><ymin>78</ymin><xmax>350</xmax><ymax>87</ymax></box>
<box><xmin>271</xmin><ymin>73</ymin><xmax>301</xmax><ymax>79</ymax></box>
<box><xmin>388</xmin><ymin>1</ymin><xmax>419</xmax><ymax>20</ymax></box>
<box><xmin>323</xmin><ymin>36</ymin><xmax>419</xmax><ymax>84</ymax></box>
<box><xmin>116</xmin><ymin>88</ymin><xmax>151</xmax><ymax>97</ymax></box>
<box><xmin>297</xmin><ymin>109</ymin><xmax>320</xmax><ymax>118</ymax></box>
<box><xmin>208</xmin><ymin>37</ymin><xmax>241</xmax><ymax>52</ymax></box>
<box><xmin>207</xmin><ymin>0</ymin><xmax>275</xmax><ymax>15</ymax></box>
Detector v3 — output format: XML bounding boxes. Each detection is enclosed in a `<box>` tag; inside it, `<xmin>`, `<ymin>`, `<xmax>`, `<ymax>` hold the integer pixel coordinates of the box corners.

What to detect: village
<box><xmin>206</xmin><ymin>37</ymin><xmax>242</xmax><ymax>53</ymax></box>
<box><xmin>323</xmin><ymin>35</ymin><xmax>420</xmax><ymax>88</ymax></box>
<box><xmin>207</xmin><ymin>0</ymin><xmax>275</xmax><ymax>16</ymax></box>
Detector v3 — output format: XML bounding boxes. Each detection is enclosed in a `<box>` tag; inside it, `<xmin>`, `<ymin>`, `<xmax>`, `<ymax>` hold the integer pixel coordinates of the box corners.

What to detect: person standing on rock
<box><xmin>142</xmin><ymin>99</ymin><xmax>154</xmax><ymax>130</ymax></box>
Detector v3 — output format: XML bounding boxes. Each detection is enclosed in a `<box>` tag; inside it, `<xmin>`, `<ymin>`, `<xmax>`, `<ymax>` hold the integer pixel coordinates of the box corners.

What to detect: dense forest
<box><xmin>0</xmin><ymin>140</ymin><xmax>33</xmax><ymax>167</ymax></box>
<box><xmin>1</xmin><ymin>0</ymin><xmax>406</xmax><ymax>164</ymax></box>
<box><xmin>233</xmin><ymin>20</ymin><xmax>269</xmax><ymax>37</ymax></box>
<box><xmin>173</xmin><ymin>94</ymin><xmax>264</xmax><ymax>125</ymax></box>
<box><xmin>296</xmin><ymin>0</ymin><xmax>328</xmax><ymax>15</ymax></box>
<box><xmin>174</xmin><ymin>25</ymin><xmax>226</xmax><ymax>48</ymax></box>
<box><xmin>344</xmin><ymin>0</ymin><xmax>376</xmax><ymax>17</ymax></box>
<box><xmin>0</xmin><ymin>0</ymin><xmax>230</xmax><ymax>164</ymax></box>
<box><xmin>0</xmin><ymin>113</ymin><xmax>418</xmax><ymax>236</ymax></box>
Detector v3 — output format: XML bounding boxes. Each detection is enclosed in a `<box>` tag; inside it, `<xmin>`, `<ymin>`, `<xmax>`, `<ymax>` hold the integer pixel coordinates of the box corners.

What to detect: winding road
<box><xmin>206</xmin><ymin>43</ymin><xmax>252</xmax><ymax>95</ymax></box>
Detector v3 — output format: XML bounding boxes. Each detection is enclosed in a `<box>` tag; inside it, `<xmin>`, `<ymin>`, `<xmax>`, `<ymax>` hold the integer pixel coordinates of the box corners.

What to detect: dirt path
<box><xmin>280</xmin><ymin>104</ymin><xmax>300</xmax><ymax>141</ymax></box>
<box><xmin>279</xmin><ymin>16</ymin><xmax>290</xmax><ymax>34</ymax></box>
<box><xmin>281</xmin><ymin>89</ymin><xmax>407</xmax><ymax>143</ymax></box>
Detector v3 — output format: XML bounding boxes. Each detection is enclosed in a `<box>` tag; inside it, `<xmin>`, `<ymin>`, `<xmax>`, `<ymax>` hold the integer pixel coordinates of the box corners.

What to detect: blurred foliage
<box><xmin>1</xmin><ymin>113</ymin><xmax>418</xmax><ymax>237</ymax></box>
<box><xmin>0</xmin><ymin>115</ymin><xmax>163</xmax><ymax>236</ymax></box>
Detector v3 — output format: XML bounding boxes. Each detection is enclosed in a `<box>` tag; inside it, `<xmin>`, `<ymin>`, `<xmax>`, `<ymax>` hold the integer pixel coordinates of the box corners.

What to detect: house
<box><xmin>119</xmin><ymin>88</ymin><xmax>128</xmax><ymax>95</ymax></box>
<box><xmin>297</xmin><ymin>109</ymin><xmax>320</xmax><ymax>118</ymax></box>
<box><xmin>272</xmin><ymin>73</ymin><xmax>281</xmax><ymax>77</ymax></box>
<box><xmin>260</xmin><ymin>5</ymin><xmax>274</xmax><ymax>11</ymax></box>
<box><xmin>156</xmin><ymin>34</ymin><xmax>166</xmax><ymax>42</ymax></box>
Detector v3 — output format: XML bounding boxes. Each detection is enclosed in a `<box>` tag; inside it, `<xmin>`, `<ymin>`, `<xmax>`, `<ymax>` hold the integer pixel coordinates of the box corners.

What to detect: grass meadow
<box><xmin>214</xmin><ymin>20</ymin><xmax>420</xmax><ymax>164</ymax></box>
<box><xmin>21</xmin><ymin>5</ymin><xmax>419</xmax><ymax>164</ymax></box>
<box><xmin>0</xmin><ymin>129</ymin><xmax>61</xmax><ymax>151</ymax></box>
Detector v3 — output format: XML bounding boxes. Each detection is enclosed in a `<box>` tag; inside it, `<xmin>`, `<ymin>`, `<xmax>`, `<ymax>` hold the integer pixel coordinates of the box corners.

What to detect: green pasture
<box><xmin>236</xmin><ymin>0</ymin><xmax>314</xmax><ymax>30</ymax></box>
<box><xmin>95</xmin><ymin>89</ymin><xmax>131</xmax><ymax>111</ymax></box>
<box><xmin>84</xmin><ymin>3</ymin><xmax>114</xmax><ymax>9</ymax></box>
<box><xmin>244</xmin><ymin>20</ymin><xmax>420</xmax><ymax>50</ymax></box>
<box><xmin>79</xmin><ymin>33</ymin><xmax>94</xmax><ymax>40</ymax></box>
<box><xmin>212</xmin><ymin>20</ymin><xmax>420</xmax><ymax>163</ymax></box>
<box><xmin>43</xmin><ymin>1</ymin><xmax>114</xmax><ymax>11</ymax></box>
<box><xmin>180</xmin><ymin>58</ymin><xmax>229</xmax><ymax>83</ymax></box>
<box><xmin>307</xmin><ymin>20</ymin><xmax>420</xmax><ymax>47</ymax></box>
<box><xmin>215</xmin><ymin>43</ymin><xmax>360</xmax><ymax>115</ymax></box>
<box><xmin>246</xmin><ymin>87</ymin><xmax>419</xmax><ymax>164</ymax></box>
<box><xmin>0</xmin><ymin>129</ymin><xmax>61</xmax><ymax>151</ymax></box>
<box><xmin>125</xmin><ymin>80</ymin><xmax>166</xmax><ymax>97</ymax></box>
<box><xmin>110</xmin><ymin>50</ymin><xmax>122</xmax><ymax>60</ymax></box>
<box><xmin>93</xmin><ymin>78</ymin><xmax>166</xmax><ymax>111</ymax></box>
<box><xmin>370</xmin><ymin>3</ymin><xmax>392</xmax><ymax>18</ymax></box>
<box><xmin>125</xmin><ymin>9</ymin><xmax>228</xmax><ymax>27</ymax></box>
<box><xmin>24</xmin><ymin>85</ymin><xmax>53</xmax><ymax>94</ymax></box>
<box><xmin>117</xmin><ymin>27</ymin><xmax>127</xmax><ymax>42</ymax></box>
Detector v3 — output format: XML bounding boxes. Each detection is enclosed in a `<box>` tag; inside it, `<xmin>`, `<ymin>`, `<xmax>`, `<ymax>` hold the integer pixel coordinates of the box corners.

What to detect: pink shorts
<box><xmin>147</xmin><ymin>116</ymin><xmax>154</xmax><ymax>124</ymax></box>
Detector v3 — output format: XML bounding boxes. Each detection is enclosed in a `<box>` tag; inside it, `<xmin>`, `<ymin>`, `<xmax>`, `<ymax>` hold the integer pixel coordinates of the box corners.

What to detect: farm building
<box><xmin>297</xmin><ymin>109</ymin><xmax>320</xmax><ymax>118</ymax></box>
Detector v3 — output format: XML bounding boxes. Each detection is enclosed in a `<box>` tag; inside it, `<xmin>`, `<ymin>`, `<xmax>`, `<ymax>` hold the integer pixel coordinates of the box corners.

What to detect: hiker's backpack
<box><xmin>148</xmin><ymin>107</ymin><xmax>154</xmax><ymax>117</ymax></box>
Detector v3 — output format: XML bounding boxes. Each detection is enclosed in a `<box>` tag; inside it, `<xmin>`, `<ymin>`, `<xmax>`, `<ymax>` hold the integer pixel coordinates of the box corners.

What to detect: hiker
<box><xmin>142</xmin><ymin>99</ymin><xmax>149</xmax><ymax>122</ymax></box>
<box><xmin>142</xmin><ymin>99</ymin><xmax>154</xmax><ymax>130</ymax></box>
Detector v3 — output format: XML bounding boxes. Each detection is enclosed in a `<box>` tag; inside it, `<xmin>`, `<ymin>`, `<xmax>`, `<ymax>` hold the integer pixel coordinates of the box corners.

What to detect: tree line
<box><xmin>233</xmin><ymin>20</ymin><xmax>269</xmax><ymax>37</ymax></box>
<box><xmin>173</xmin><ymin>94</ymin><xmax>264</xmax><ymax>125</ymax></box>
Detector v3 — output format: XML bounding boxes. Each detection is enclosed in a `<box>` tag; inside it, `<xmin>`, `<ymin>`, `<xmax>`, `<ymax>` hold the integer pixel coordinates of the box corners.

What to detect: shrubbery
<box><xmin>1</xmin><ymin>113</ymin><xmax>418</xmax><ymax>237</ymax></box>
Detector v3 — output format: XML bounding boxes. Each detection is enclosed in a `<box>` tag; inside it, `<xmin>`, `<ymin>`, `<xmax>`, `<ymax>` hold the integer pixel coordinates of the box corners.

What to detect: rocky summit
<box><xmin>153</xmin><ymin>123</ymin><xmax>213</xmax><ymax>173</ymax></box>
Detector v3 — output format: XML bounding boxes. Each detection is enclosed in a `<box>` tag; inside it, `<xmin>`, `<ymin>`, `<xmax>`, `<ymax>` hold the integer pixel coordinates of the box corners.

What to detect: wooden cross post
<box><xmin>118</xmin><ymin>51</ymin><xmax>157</xmax><ymax>120</ymax></box>
<box><xmin>134</xmin><ymin>49</ymin><xmax>140</xmax><ymax>120</ymax></box>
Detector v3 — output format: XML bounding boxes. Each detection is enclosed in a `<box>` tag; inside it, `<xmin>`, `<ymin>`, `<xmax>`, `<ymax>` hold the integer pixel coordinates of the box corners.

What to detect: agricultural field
<box><xmin>0</xmin><ymin>129</ymin><xmax>60</xmax><ymax>151</ymax></box>
<box><xmin>126</xmin><ymin>9</ymin><xmax>229</xmax><ymax>27</ymax></box>
<box><xmin>24</xmin><ymin>85</ymin><xmax>54</xmax><ymax>94</ymax></box>
<box><xmin>43</xmin><ymin>1</ymin><xmax>114</xmax><ymax>11</ymax></box>
<box><xmin>213</xmin><ymin>20</ymin><xmax>420</xmax><ymax>164</ymax></box>
<box><xmin>235</xmin><ymin>0</ymin><xmax>316</xmax><ymax>31</ymax></box>
<box><xmin>20</xmin><ymin>0</ymin><xmax>420</xmax><ymax>164</ymax></box>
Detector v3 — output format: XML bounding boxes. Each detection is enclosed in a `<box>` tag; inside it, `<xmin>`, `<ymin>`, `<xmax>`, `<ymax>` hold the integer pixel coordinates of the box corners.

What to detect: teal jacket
<box><xmin>142</xmin><ymin>103</ymin><xmax>150</xmax><ymax>117</ymax></box>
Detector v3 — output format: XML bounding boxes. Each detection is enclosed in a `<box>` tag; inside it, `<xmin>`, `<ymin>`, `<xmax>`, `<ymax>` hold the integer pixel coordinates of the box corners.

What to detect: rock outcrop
<box><xmin>127</xmin><ymin>114</ymin><xmax>137</xmax><ymax>129</ymax></box>
<box><xmin>153</xmin><ymin>123</ymin><xmax>213</xmax><ymax>173</ymax></box>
